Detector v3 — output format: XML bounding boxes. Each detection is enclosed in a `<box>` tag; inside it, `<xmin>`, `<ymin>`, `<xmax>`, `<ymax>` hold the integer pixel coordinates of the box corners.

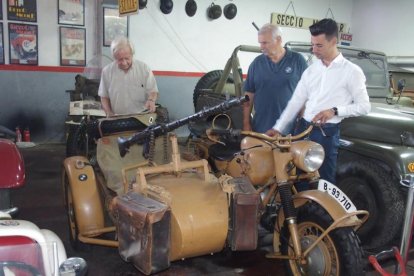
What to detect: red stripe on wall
<box><xmin>0</xmin><ymin>64</ymin><xmax>205</xmax><ymax>77</ymax></box>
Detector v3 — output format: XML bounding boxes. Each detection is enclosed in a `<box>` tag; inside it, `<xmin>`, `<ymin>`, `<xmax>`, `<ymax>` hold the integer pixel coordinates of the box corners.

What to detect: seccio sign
<box><xmin>271</xmin><ymin>13</ymin><xmax>347</xmax><ymax>33</ymax></box>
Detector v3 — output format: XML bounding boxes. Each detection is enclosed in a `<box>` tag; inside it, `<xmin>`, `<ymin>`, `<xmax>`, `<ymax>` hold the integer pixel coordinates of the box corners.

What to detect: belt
<box><xmin>300</xmin><ymin>118</ymin><xmax>339</xmax><ymax>128</ymax></box>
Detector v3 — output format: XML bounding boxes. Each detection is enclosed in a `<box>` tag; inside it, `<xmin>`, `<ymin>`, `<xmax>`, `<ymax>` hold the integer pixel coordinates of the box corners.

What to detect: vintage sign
<box><xmin>7</xmin><ymin>0</ymin><xmax>37</xmax><ymax>22</ymax></box>
<box><xmin>8</xmin><ymin>23</ymin><xmax>38</xmax><ymax>65</ymax></box>
<box><xmin>339</xmin><ymin>32</ymin><xmax>353</xmax><ymax>46</ymax></box>
<box><xmin>271</xmin><ymin>13</ymin><xmax>347</xmax><ymax>34</ymax></box>
<box><xmin>119</xmin><ymin>0</ymin><xmax>138</xmax><ymax>16</ymax></box>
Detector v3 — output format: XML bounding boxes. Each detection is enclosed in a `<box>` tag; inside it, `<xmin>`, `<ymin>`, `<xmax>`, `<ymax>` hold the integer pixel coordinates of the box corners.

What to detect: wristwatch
<box><xmin>332</xmin><ymin>107</ymin><xmax>338</xmax><ymax>116</ymax></box>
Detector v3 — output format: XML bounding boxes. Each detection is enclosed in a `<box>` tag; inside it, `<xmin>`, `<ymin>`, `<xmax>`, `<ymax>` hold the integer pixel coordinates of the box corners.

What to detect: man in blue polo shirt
<box><xmin>243</xmin><ymin>23</ymin><xmax>307</xmax><ymax>133</ymax></box>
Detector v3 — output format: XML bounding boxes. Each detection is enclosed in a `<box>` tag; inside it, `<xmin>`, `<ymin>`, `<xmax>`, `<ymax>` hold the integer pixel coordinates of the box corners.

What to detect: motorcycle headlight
<box><xmin>291</xmin><ymin>141</ymin><xmax>325</xmax><ymax>173</ymax></box>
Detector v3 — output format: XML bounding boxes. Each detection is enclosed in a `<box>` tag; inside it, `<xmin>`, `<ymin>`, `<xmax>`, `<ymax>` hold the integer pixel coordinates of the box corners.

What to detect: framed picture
<box><xmin>8</xmin><ymin>23</ymin><xmax>38</xmax><ymax>65</ymax></box>
<box><xmin>7</xmin><ymin>0</ymin><xmax>37</xmax><ymax>22</ymax></box>
<box><xmin>103</xmin><ymin>7</ymin><xmax>128</xmax><ymax>47</ymax></box>
<box><xmin>58</xmin><ymin>0</ymin><xmax>85</xmax><ymax>26</ymax></box>
<box><xmin>0</xmin><ymin>0</ymin><xmax>3</xmax><ymax>20</ymax></box>
<box><xmin>0</xmin><ymin>23</ymin><xmax>4</xmax><ymax>64</ymax></box>
<box><xmin>59</xmin><ymin>26</ymin><xmax>86</xmax><ymax>66</ymax></box>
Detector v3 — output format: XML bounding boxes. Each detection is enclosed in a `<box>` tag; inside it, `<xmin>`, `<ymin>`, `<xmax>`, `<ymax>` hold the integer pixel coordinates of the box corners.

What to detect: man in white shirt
<box><xmin>98</xmin><ymin>37</ymin><xmax>158</xmax><ymax>117</ymax></box>
<box><xmin>266</xmin><ymin>18</ymin><xmax>371</xmax><ymax>185</ymax></box>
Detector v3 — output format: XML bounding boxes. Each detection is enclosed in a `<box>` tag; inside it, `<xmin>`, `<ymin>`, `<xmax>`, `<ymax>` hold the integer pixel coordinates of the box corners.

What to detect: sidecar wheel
<box><xmin>280</xmin><ymin>202</ymin><xmax>364</xmax><ymax>276</ymax></box>
<box><xmin>64</xmin><ymin>173</ymin><xmax>89</xmax><ymax>251</ymax></box>
<box><xmin>336</xmin><ymin>160</ymin><xmax>404</xmax><ymax>250</ymax></box>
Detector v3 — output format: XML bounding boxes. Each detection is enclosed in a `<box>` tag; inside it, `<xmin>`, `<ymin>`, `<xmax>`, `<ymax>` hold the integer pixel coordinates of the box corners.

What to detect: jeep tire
<box><xmin>336</xmin><ymin>159</ymin><xmax>404</xmax><ymax>250</ymax></box>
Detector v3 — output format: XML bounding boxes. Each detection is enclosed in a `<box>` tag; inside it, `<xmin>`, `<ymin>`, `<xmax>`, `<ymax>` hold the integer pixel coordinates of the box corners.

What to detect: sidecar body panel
<box><xmin>63</xmin><ymin>156</ymin><xmax>105</xmax><ymax>233</ymax></box>
<box><xmin>148</xmin><ymin>173</ymin><xmax>229</xmax><ymax>261</ymax></box>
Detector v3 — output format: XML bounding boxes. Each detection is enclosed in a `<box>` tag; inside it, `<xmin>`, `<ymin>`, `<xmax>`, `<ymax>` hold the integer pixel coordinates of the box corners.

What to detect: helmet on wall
<box><xmin>207</xmin><ymin>3</ymin><xmax>222</xmax><ymax>20</ymax></box>
<box><xmin>160</xmin><ymin>0</ymin><xmax>173</xmax><ymax>14</ymax></box>
<box><xmin>185</xmin><ymin>0</ymin><xmax>197</xmax><ymax>17</ymax></box>
<box><xmin>139</xmin><ymin>0</ymin><xmax>147</xmax><ymax>9</ymax></box>
<box><xmin>223</xmin><ymin>3</ymin><xmax>237</xmax><ymax>20</ymax></box>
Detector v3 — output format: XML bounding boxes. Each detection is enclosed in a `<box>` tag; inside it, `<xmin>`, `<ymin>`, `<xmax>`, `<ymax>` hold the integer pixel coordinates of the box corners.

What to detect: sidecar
<box><xmin>62</xmin><ymin>112</ymin><xmax>261</xmax><ymax>275</ymax></box>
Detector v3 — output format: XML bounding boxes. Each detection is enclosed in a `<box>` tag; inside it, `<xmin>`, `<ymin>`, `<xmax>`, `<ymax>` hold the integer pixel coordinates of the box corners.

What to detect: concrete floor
<box><xmin>11</xmin><ymin>143</ymin><xmax>414</xmax><ymax>275</ymax></box>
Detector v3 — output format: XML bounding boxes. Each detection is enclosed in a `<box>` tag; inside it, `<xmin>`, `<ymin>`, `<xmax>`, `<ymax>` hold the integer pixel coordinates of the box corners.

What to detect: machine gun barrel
<box><xmin>118</xmin><ymin>95</ymin><xmax>249</xmax><ymax>157</ymax></box>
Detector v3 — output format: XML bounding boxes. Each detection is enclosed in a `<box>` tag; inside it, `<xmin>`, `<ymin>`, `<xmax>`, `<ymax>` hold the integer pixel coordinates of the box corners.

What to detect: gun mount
<box><xmin>118</xmin><ymin>95</ymin><xmax>249</xmax><ymax>157</ymax></box>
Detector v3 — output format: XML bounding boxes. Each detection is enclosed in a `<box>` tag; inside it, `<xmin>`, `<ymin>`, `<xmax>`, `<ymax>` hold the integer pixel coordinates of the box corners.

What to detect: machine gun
<box><xmin>118</xmin><ymin>95</ymin><xmax>249</xmax><ymax>157</ymax></box>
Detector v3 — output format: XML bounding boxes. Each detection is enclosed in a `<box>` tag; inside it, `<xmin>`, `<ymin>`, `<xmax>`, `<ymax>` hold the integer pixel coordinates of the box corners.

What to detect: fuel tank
<box><xmin>0</xmin><ymin>139</ymin><xmax>25</xmax><ymax>188</ymax></box>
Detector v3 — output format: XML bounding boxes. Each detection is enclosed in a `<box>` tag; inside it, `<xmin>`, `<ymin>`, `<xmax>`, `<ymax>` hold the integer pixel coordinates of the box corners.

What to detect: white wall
<box><xmin>125</xmin><ymin>0</ymin><xmax>354</xmax><ymax>73</ymax></box>
<box><xmin>351</xmin><ymin>0</ymin><xmax>414</xmax><ymax>57</ymax></box>
<box><xmin>0</xmin><ymin>0</ymin><xmax>354</xmax><ymax>70</ymax></box>
<box><xmin>1</xmin><ymin>0</ymin><xmax>97</xmax><ymax>66</ymax></box>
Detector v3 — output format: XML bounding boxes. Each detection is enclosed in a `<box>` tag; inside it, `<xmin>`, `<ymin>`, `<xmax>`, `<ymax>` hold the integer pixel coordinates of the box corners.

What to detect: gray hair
<box><xmin>110</xmin><ymin>36</ymin><xmax>135</xmax><ymax>57</ymax></box>
<box><xmin>258</xmin><ymin>23</ymin><xmax>282</xmax><ymax>40</ymax></box>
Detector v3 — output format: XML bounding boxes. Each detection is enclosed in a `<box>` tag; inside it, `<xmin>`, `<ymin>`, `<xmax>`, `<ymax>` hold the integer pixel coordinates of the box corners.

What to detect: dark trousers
<box><xmin>294</xmin><ymin>118</ymin><xmax>340</xmax><ymax>185</ymax></box>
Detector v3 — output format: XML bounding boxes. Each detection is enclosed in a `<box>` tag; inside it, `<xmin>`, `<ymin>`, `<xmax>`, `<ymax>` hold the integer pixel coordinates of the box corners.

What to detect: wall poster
<box><xmin>58</xmin><ymin>0</ymin><xmax>85</xmax><ymax>26</ymax></box>
<box><xmin>59</xmin><ymin>26</ymin><xmax>85</xmax><ymax>66</ymax></box>
<box><xmin>0</xmin><ymin>23</ymin><xmax>4</xmax><ymax>64</ymax></box>
<box><xmin>103</xmin><ymin>7</ymin><xmax>128</xmax><ymax>47</ymax></box>
<box><xmin>0</xmin><ymin>0</ymin><xmax>3</xmax><ymax>20</ymax></box>
<box><xmin>7</xmin><ymin>0</ymin><xmax>37</xmax><ymax>22</ymax></box>
<box><xmin>8</xmin><ymin>23</ymin><xmax>38</xmax><ymax>65</ymax></box>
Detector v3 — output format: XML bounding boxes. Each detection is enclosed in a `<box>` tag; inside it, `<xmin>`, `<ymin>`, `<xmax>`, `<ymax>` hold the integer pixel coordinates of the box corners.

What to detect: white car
<box><xmin>0</xmin><ymin>211</ymin><xmax>87</xmax><ymax>276</ymax></box>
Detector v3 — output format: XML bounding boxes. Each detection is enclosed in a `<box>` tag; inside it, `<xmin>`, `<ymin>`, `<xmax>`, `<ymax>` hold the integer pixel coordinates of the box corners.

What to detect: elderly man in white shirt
<box><xmin>267</xmin><ymin>18</ymin><xmax>370</xmax><ymax>186</ymax></box>
<box><xmin>98</xmin><ymin>37</ymin><xmax>158</xmax><ymax>117</ymax></box>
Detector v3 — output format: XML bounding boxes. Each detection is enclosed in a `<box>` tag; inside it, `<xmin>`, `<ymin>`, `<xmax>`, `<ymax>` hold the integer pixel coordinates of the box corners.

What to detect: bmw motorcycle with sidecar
<box><xmin>62</xmin><ymin>96</ymin><xmax>368</xmax><ymax>275</ymax></box>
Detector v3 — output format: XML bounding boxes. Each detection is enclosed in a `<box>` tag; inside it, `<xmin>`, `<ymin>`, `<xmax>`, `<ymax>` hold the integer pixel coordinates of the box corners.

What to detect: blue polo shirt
<box><xmin>244</xmin><ymin>49</ymin><xmax>307</xmax><ymax>133</ymax></box>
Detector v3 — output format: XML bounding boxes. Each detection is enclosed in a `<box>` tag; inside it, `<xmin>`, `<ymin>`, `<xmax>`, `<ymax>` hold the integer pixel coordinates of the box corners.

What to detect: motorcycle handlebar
<box><xmin>210</xmin><ymin>125</ymin><xmax>314</xmax><ymax>143</ymax></box>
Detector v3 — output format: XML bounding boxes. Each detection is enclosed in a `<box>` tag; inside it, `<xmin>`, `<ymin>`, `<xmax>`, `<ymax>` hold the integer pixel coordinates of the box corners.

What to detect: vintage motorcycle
<box><xmin>63</xmin><ymin>96</ymin><xmax>368</xmax><ymax>275</ymax></box>
<box><xmin>186</xmin><ymin>119</ymin><xmax>370</xmax><ymax>276</ymax></box>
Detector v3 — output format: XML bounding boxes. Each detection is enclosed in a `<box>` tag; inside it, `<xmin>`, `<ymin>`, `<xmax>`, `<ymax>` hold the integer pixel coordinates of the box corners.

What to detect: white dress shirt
<box><xmin>273</xmin><ymin>52</ymin><xmax>371</xmax><ymax>133</ymax></box>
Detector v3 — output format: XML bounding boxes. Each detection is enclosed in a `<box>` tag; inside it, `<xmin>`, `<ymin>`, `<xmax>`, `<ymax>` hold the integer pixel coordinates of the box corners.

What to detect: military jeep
<box><xmin>192</xmin><ymin>42</ymin><xmax>414</xmax><ymax>251</ymax></box>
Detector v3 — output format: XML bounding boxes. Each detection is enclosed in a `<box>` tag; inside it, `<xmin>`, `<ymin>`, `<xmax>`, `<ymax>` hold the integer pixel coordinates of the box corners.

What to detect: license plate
<box><xmin>317</xmin><ymin>179</ymin><xmax>357</xmax><ymax>213</ymax></box>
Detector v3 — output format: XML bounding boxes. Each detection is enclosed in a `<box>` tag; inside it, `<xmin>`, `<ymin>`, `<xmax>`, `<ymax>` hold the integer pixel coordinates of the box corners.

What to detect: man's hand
<box><xmin>265</xmin><ymin>129</ymin><xmax>281</xmax><ymax>137</ymax></box>
<box><xmin>312</xmin><ymin>109</ymin><xmax>335</xmax><ymax>125</ymax></box>
<box><xmin>145</xmin><ymin>100</ymin><xmax>156</xmax><ymax>112</ymax></box>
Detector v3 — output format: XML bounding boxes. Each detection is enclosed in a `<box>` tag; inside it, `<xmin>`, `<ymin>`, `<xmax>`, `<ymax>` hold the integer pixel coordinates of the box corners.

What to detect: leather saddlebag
<box><xmin>229</xmin><ymin>177</ymin><xmax>260</xmax><ymax>250</ymax></box>
<box><xmin>112</xmin><ymin>192</ymin><xmax>171</xmax><ymax>275</ymax></box>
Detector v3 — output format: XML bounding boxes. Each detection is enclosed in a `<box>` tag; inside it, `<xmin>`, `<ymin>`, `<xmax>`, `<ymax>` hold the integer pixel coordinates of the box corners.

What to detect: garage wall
<box><xmin>0</xmin><ymin>0</ymin><xmax>359</xmax><ymax>142</ymax></box>
<box><xmin>351</xmin><ymin>0</ymin><xmax>413</xmax><ymax>57</ymax></box>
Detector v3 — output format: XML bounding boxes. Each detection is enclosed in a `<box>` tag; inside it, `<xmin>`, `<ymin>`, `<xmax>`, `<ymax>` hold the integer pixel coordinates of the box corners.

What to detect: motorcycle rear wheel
<box><xmin>280</xmin><ymin>202</ymin><xmax>364</xmax><ymax>276</ymax></box>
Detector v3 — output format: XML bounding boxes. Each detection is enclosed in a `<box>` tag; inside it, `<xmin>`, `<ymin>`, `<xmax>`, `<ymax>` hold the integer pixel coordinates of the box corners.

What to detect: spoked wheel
<box><xmin>281</xmin><ymin>202</ymin><xmax>364</xmax><ymax>276</ymax></box>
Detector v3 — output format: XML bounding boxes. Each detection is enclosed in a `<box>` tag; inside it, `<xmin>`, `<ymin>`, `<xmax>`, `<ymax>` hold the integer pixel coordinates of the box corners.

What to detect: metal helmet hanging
<box><xmin>185</xmin><ymin>0</ymin><xmax>197</xmax><ymax>17</ymax></box>
<box><xmin>207</xmin><ymin>2</ymin><xmax>222</xmax><ymax>20</ymax></box>
<box><xmin>160</xmin><ymin>0</ymin><xmax>173</xmax><ymax>14</ymax></box>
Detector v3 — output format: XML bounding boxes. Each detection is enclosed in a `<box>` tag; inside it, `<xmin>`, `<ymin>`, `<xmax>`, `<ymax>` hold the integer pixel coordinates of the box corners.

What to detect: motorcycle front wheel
<box><xmin>280</xmin><ymin>202</ymin><xmax>364</xmax><ymax>276</ymax></box>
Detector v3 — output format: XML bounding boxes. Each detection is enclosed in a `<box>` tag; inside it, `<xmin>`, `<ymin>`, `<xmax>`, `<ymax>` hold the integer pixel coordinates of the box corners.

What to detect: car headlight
<box><xmin>291</xmin><ymin>141</ymin><xmax>325</xmax><ymax>173</ymax></box>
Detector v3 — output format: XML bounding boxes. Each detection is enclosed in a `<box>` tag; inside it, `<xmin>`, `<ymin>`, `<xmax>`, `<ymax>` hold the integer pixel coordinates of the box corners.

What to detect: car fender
<box><xmin>339</xmin><ymin>137</ymin><xmax>414</xmax><ymax>180</ymax></box>
<box><xmin>63</xmin><ymin>156</ymin><xmax>104</xmax><ymax>234</ymax></box>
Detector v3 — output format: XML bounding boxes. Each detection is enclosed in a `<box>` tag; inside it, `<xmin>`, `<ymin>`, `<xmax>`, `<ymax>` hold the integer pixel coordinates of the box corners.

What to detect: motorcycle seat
<box><xmin>208</xmin><ymin>141</ymin><xmax>241</xmax><ymax>161</ymax></box>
